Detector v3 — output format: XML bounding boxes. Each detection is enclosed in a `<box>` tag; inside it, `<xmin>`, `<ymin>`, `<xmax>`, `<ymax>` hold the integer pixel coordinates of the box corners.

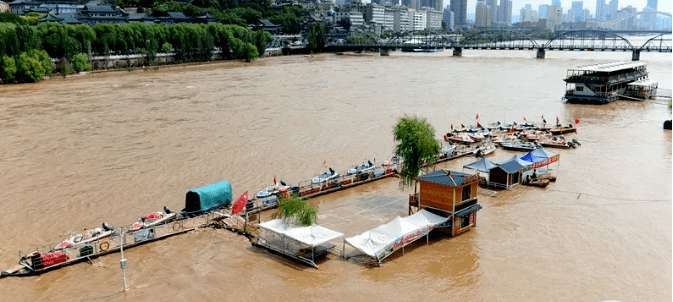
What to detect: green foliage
<box><xmin>307</xmin><ymin>22</ymin><xmax>325</xmax><ymax>53</ymax></box>
<box><xmin>252</xmin><ymin>29</ymin><xmax>271</xmax><ymax>55</ymax></box>
<box><xmin>272</xmin><ymin>195</ymin><xmax>317</xmax><ymax>226</ymax></box>
<box><xmin>16</xmin><ymin>49</ymin><xmax>51</xmax><ymax>82</ymax></box>
<box><xmin>242</xmin><ymin>42</ymin><xmax>258</xmax><ymax>61</ymax></box>
<box><xmin>72</xmin><ymin>53</ymin><xmax>90</xmax><ymax>72</ymax></box>
<box><xmin>22</xmin><ymin>12</ymin><xmax>45</xmax><ymax>26</ymax></box>
<box><xmin>161</xmin><ymin>41</ymin><xmax>173</xmax><ymax>53</ymax></box>
<box><xmin>1</xmin><ymin>56</ymin><xmax>17</xmax><ymax>81</ymax></box>
<box><xmin>268</xmin><ymin>6</ymin><xmax>305</xmax><ymax>34</ymax></box>
<box><xmin>393</xmin><ymin>115</ymin><xmax>440</xmax><ymax>186</ymax></box>
<box><xmin>0</xmin><ymin>13</ymin><xmax>27</xmax><ymax>25</ymax></box>
<box><xmin>347</xmin><ymin>33</ymin><xmax>376</xmax><ymax>44</ymax></box>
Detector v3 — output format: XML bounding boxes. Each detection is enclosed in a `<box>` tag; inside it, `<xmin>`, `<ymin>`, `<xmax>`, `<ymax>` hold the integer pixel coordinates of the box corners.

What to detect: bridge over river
<box><xmin>329</xmin><ymin>29</ymin><xmax>671</xmax><ymax>61</ymax></box>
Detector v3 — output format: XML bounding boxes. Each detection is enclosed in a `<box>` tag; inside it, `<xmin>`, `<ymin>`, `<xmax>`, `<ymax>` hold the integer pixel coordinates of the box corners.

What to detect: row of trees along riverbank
<box><xmin>0</xmin><ymin>20</ymin><xmax>271</xmax><ymax>83</ymax></box>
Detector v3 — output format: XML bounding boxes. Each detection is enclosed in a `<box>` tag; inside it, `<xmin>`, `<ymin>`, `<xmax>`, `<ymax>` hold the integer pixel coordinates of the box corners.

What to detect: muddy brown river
<box><xmin>0</xmin><ymin>46</ymin><xmax>670</xmax><ymax>301</ymax></box>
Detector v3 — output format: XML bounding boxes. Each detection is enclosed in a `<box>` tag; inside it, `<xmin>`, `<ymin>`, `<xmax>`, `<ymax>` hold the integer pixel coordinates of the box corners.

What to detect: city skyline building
<box><xmin>450</xmin><ymin>0</ymin><xmax>467</xmax><ymax>26</ymax></box>
<box><xmin>486</xmin><ymin>0</ymin><xmax>497</xmax><ymax>24</ymax></box>
<box><xmin>475</xmin><ymin>0</ymin><xmax>490</xmax><ymax>27</ymax></box>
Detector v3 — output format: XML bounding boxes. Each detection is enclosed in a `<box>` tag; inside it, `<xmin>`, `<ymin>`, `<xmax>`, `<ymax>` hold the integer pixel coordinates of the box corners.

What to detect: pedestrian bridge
<box><xmin>330</xmin><ymin>30</ymin><xmax>671</xmax><ymax>61</ymax></box>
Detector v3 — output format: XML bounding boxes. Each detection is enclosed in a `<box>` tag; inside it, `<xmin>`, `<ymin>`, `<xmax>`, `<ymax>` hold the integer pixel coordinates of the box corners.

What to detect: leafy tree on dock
<box><xmin>272</xmin><ymin>195</ymin><xmax>317</xmax><ymax>226</ymax></box>
<box><xmin>307</xmin><ymin>22</ymin><xmax>325</xmax><ymax>53</ymax></box>
<box><xmin>393</xmin><ymin>115</ymin><xmax>440</xmax><ymax>186</ymax></box>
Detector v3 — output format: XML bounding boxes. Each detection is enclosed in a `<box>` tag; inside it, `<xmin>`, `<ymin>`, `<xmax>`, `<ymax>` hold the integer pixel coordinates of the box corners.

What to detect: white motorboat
<box><xmin>131</xmin><ymin>209</ymin><xmax>177</xmax><ymax>231</ymax></box>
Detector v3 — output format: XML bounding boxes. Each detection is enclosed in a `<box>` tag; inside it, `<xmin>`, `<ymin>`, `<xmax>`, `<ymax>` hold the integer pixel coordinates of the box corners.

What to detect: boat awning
<box><xmin>455</xmin><ymin>204</ymin><xmax>482</xmax><ymax>217</ymax></box>
<box><xmin>570</xmin><ymin>61</ymin><xmax>646</xmax><ymax>73</ymax></box>
<box><xmin>183</xmin><ymin>180</ymin><xmax>232</xmax><ymax>213</ymax></box>
<box><xmin>258</xmin><ymin>219</ymin><xmax>343</xmax><ymax>247</ymax></box>
<box><xmin>628</xmin><ymin>79</ymin><xmax>658</xmax><ymax>87</ymax></box>
<box><xmin>344</xmin><ymin>210</ymin><xmax>450</xmax><ymax>259</ymax></box>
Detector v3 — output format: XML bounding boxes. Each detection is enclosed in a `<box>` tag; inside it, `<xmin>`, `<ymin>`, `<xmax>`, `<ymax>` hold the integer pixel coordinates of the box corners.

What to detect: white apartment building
<box><xmin>424</xmin><ymin>8</ymin><xmax>442</xmax><ymax>30</ymax></box>
<box><xmin>365</xmin><ymin>3</ymin><xmax>385</xmax><ymax>24</ymax></box>
<box><xmin>335</xmin><ymin>11</ymin><xmax>365</xmax><ymax>28</ymax></box>
<box><xmin>393</xmin><ymin>8</ymin><xmax>412</xmax><ymax>31</ymax></box>
<box><xmin>384</xmin><ymin>7</ymin><xmax>396</xmax><ymax>31</ymax></box>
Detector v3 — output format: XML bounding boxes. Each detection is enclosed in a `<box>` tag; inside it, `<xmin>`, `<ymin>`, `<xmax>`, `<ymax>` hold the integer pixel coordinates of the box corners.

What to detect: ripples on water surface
<box><xmin>0</xmin><ymin>47</ymin><xmax>670</xmax><ymax>301</ymax></box>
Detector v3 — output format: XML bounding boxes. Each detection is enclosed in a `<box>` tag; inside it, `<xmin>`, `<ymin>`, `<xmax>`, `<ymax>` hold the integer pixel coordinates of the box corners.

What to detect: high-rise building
<box><xmin>498</xmin><ymin>0</ymin><xmax>512</xmax><ymax>24</ymax></box>
<box><xmin>551</xmin><ymin>0</ymin><xmax>561</xmax><ymax>9</ymax></box>
<box><xmin>606</xmin><ymin>0</ymin><xmax>617</xmax><ymax>19</ymax></box>
<box><xmin>569</xmin><ymin>1</ymin><xmax>583</xmax><ymax>21</ymax></box>
<box><xmin>475</xmin><ymin>0</ymin><xmax>490</xmax><ymax>27</ymax></box>
<box><xmin>450</xmin><ymin>0</ymin><xmax>467</xmax><ymax>26</ymax></box>
<box><xmin>428</xmin><ymin>0</ymin><xmax>443</xmax><ymax>12</ymax></box>
<box><xmin>538</xmin><ymin>4</ymin><xmax>548</xmax><ymax>17</ymax></box>
<box><xmin>647</xmin><ymin>0</ymin><xmax>657</xmax><ymax>10</ymax></box>
<box><xmin>546</xmin><ymin>5</ymin><xmax>562</xmax><ymax>29</ymax></box>
<box><xmin>595</xmin><ymin>0</ymin><xmax>605</xmax><ymax>20</ymax></box>
<box><xmin>486</xmin><ymin>0</ymin><xmax>497</xmax><ymax>25</ymax></box>
<box><xmin>443</xmin><ymin>6</ymin><xmax>455</xmax><ymax>30</ymax></box>
<box><xmin>525</xmin><ymin>3</ymin><xmax>531</xmax><ymax>9</ymax></box>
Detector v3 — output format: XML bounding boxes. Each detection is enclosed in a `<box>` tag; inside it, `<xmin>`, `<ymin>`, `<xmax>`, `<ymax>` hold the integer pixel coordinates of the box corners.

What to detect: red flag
<box><xmin>477</xmin><ymin>122</ymin><xmax>481</xmax><ymax>128</ymax></box>
<box><xmin>476</xmin><ymin>113</ymin><xmax>480</xmax><ymax>120</ymax></box>
<box><xmin>274</xmin><ymin>176</ymin><xmax>277</xmax><ymax>186</ymax></box>
<box><xmin>451</xmin><ymin>124</ymin><xmax>454</xmax><ymax>130</ymax></box>
<box><xmin>322</xmin><ymin>160</ymin><xmax>326</xmax><ymax>166</ymax></box>
<box><xmin>556</xmin><ymin>116</ymin><xmax>560</xmax><ymax>123</ymax></box>
<box><xmin>574</xmin><ymin>129</ymin><xmax>578</xmax><ymax>134</ymax></box>
<box><xmin>575</xmin><ymin>118</ymin><xmax>580</xmax><ymax>124</ymax></box>
<box><xmin>523</xmin><ymin>117</ymin><xmax>527</xmax><ymax>122</ymax></box>
<box><xmin>510</xmin><ymin>126</ymin><xmax>515</xmax><ymax>133</ymax></box>
<box><xmin>231</xmin><ymin>191</ymin><xmax>248</xmax><ymax>215</ymax></box>
<box><xmin>541</xmin><ymin>114</ymin><xmax>544</xmax><ymax>119</ymax></box>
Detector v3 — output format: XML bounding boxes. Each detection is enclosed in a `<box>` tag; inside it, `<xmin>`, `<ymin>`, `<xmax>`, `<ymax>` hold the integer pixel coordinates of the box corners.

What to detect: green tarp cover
<box><xmin>184</xmin><ymin>180</ymin><xmax>232</xmax><ymax>213</ymax></box>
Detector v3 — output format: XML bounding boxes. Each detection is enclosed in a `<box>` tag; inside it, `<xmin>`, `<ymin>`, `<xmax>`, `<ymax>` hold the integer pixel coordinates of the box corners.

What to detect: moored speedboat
<box><xmin>54</xmin><ymin>226</ymin><xmax>114</xmax><ymax>250</ymax></box>
<box><xmin>445</xmin><ymin>133</ymin><xmax>474</xmax><ymax>143</ymax></box>
<box><xmin>312</xmin><ymin>168</ymin><xmax>339</xmax><ymax>184</ymax></box>
<box><xmin>475</xmin><ymin>144</ymin><xmax>496</xmax><ymax>156</ymax></box>
<box><xmin>500</xmin><ymin>141</ymin><xmax>538</xmax><ymax>152</ymax></box>
<box><xmin>131</xmin><ymin>208</ymin><xmax>177</xmax><ymax>231</ymax></box>
<box><xmin>347</xmin><ymin>160</ymin><xmax>375</xmax><ymax>175</ymax></box>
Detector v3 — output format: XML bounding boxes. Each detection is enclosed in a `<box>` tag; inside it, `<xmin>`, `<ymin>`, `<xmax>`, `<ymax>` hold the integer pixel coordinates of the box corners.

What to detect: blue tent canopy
<box><xmin>520</xmin><ymin>152</ymin><xmax>544</xmax><ymax>163</ymax></box>
<box><xmin>498</xmin><ymin>155</ymin><xmax>531</xmax><ymax>167</ymax></box>
<box><xmin>531</xmin><ymin>146</ymin><xmax>558</xmax><ymax>159</ymax></box>
<box><xmin>182</xmin><ymin>180</ymin><xmax>232</xmax><ymax>215</ymax></box>
<box><xmin>463</xmin><ymin>157</ymin><xmax>497</xmax><ymax>173</ymax></box>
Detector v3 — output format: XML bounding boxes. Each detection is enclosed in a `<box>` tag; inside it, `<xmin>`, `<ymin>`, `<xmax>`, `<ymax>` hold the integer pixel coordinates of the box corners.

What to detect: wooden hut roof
<box><xmin>416</xmin><ymin>170</ymin><xmax>475</xmax><ymax>187</ymax></box>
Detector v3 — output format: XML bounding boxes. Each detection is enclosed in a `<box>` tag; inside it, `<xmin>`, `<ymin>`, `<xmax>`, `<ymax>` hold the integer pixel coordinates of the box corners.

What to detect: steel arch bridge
<box><xmin>329</xmin><ymin>29</ymin><xmax>671</xmax><ymax>60</ymax></box>
<box><xmin>602</xmin><ymin>11</ymin><xmax>672</xmax><ymax>30</ymax></box>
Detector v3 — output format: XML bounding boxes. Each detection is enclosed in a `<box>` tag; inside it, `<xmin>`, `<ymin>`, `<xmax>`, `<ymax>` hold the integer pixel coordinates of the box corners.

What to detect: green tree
<box><xmin>17</xmin><ymin>50</ymin><xmax>48</xmax><ymax>82</ymax></box>
<box><xmin>307</xmin><ymin>23</ymin><xmax>325</xmax><ymax>53</ymax></box>
<box><xmin>252</xmin><ymin>29</ymin><xmax>271</xmax><ymax>56</ymax></box>
<box><xmin>393</xmin><ymin>115</ymin><xmax>440</xmax><ymax>186</ymax></box>
<box><xmin>1</xmin><ymin>56</ymin><xmax>17</xmax><ymax>82</ymax></box>
<box><xmin>72</xmin><ymin>53</ymin><xmax>91</xmax><ymax>72</ymax></box>
<box><xmin>161</xmin><ymin>41</ymin><xmax>173</xmax><ymax>53</ymax></box>
<box><xmin>272</xmin><ymin>195</ymin><xmax>317</xmax><ymax>226</ymax></box>
<box><xmin>242</xmin><ymin>42</ymin><xmax>258</xmax><ymax>62</ymax></box>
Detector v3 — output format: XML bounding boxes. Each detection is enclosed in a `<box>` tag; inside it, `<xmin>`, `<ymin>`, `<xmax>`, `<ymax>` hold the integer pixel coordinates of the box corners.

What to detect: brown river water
<box><xmin>0</xmin><ymin>45</ymin><xmax>670</xmax><ymax>301</ymax></box>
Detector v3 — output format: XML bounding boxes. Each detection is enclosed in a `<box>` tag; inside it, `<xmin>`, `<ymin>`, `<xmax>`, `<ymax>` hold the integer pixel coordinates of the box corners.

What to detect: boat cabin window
<box><xmin>462</xmin><ymin>185</ymin><xmax>471</xmax><ymax>201</ymax></box>
<box><xmin>576</xmin><ymin>86</ymin><xmax>583</xmax><ymax>91</ymax></box>
<box><xmin>461</xmin><ymin>215</ymin><xmax>470</xmax><ymax>228</ymax></box>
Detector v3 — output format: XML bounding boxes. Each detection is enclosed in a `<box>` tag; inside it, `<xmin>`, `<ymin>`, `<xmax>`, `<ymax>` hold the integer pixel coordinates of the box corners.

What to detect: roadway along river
<box><xmin>0</xmin><ymin>46</ymin><xmax>670</xmax><ymax>301</ymax></box>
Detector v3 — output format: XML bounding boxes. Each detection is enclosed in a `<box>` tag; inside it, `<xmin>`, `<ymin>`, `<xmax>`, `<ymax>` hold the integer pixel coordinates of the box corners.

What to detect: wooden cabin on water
<box><xmin>409</xmin><ymin>170</ymin><xmax>482</xmax><ymax>237</ymax></box>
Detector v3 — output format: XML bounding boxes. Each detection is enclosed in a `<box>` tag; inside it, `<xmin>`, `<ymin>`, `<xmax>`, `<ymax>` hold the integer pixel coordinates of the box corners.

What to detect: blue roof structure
<box><xmin>463</xmin><ymin>157</ymin><xmax>497</xmax><ymax>173</ymax></box>
<box><xmin>416</xmin><ymin>170</ymin><xmax>474</xmax><ymax>187</ymax></box>
<box><xmin>496</xmin><ymin>160</ymin><xmax>525</xmax><ymax>173</ymax></box>
<box><xmin>520</xmin><ymin>152</ymin><xmax>544</xmax><ymax>163</ymax></box>
<box><xmin>498</xmin><ymin>155</ymin><xmax>530</xmax><ymax>167</ymax></box>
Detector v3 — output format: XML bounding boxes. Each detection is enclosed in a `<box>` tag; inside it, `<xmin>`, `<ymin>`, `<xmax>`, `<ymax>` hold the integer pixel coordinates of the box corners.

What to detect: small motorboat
<box><xmin>256</xmin><ymin>180</ymin><xmax>290</xmax><ymax>198</ymax></box>
<box><xmin>131</xmin><ymin>207</ymin><xmax>177</xmax><ymax>231</ymax></box>
<box><xmin>538</xmin><ymin>136</ymin><xmax>578</xmax><ymax>149</ymax></box>
<box><xmin>475</xmin><ymin>144</ymin><xmax>496</xmax><ymax>156</ymax></box>
<box><xmin>347</xmin><ymin>160</ymin><xmax>375</xmax><ymax>175</ymax></box>
<box><xmin>500</xmin><ymin>141</ymin><xmax>538</xmax><ymax>152</ymax></box>
<box><xmin>445</xmin><ymin>133</ymin><xmax>474</xmax><ymax>144</ymax></box>
<box><xmin>467</xmin><ymin>132</ymin><xmax>485</xmax><ymax>141</ymax></box>
<box><xmin>439</xmin><ymin>145</ymin><xmax>455</xmax><ymax>158</ymax></box>
<box><xmin>549</xmin><ymin>123</ymin><xmax>577</xmax><ymax>135</ymax></box>
<box><xmin>54</xmin><ymin>224</ymin><xmax>114</xmax><ymax>250</ymax></box>
<box><xmin>312</xmin><ymin>168</ymin><xmax>339</xmax><ymax>184</ymax></box>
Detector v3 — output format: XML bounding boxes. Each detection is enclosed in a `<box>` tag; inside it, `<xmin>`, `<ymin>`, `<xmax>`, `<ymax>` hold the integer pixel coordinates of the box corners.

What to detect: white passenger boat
<box><xmin>563</xmin><ymin>61</ymin><xmax>657</xmax><ymax>104</ymax></box>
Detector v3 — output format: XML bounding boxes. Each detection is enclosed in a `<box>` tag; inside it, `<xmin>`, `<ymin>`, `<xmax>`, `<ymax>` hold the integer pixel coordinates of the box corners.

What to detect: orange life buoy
<box><xmin>99</xmin><ymin>241</ymin><xmax>110</xmax><ymax>252</ymax></box>
<box><xmin>172</xmin><ymin>221</ymin><xmax>182</xmax><ymax>231</ymax></box>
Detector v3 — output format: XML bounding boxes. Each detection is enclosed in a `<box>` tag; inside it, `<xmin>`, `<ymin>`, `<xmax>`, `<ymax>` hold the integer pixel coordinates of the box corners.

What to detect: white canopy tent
<box><xmin>255</xmin><ymin>219</ymin><xmax>343</xmax><ymax>268</ymax></box>
<box><xmin>344</xmin><ymin>210</ymin><xmax>451</xmax><ymax>263</ymax></box>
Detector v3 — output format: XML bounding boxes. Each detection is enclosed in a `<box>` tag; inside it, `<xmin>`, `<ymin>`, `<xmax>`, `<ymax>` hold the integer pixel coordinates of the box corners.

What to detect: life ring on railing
<box><xmin>99</xmin><ymin>241</ymin><xmax>110</xmax><ymax>252</ymax></box>
<box><xmin>172</xmin><ymin>221</ymin><xmax>182</xmax><ymax>231</ymax></box>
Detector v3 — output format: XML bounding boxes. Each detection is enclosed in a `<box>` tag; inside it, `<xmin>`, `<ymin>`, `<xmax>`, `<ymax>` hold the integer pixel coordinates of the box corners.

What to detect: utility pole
<box><xmin>117</xmin><ymin>227</ymin><xmax>128</xmax><ymax>291</ymax></box>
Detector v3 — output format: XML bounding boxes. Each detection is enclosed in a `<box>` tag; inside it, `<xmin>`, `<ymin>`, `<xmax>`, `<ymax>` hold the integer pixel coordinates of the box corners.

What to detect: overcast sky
<box><xmin>463</xmin><ymin>0</ymin><xmax>673</xmax><ymax>15</ymax></box>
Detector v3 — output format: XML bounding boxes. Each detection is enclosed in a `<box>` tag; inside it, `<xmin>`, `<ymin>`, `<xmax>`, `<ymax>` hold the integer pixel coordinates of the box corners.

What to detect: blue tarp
<box><xmin>182</xmin><ymin>180</ymin><xmax>232</xmax><ymax>215</ymax></box>
<box><xmin>519</xmin><ymin>152</ymin><xmax>544</xmax><ymax>163</ymax></box>
<box><xmin>498</xmin><ymin>155</ymin><xmax>531</xmax><ymax>167</ymax></box>
<box><xmin>463</xmin><ymin>157</ymin><xmax>497</xmax><ymax>173</ymax></box>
